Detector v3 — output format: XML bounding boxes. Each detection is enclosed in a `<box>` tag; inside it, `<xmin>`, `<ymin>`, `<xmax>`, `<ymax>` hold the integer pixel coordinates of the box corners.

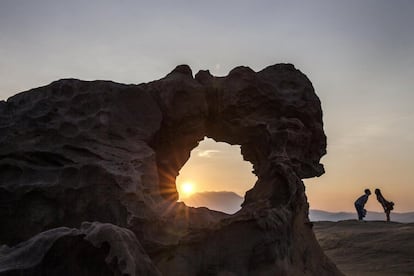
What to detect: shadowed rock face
<box><xmin>0</xmin><ymin>64</ymin><xmax>341</xmax><ymax>275</ymax></box>
<box><xmin>0</xmin><ymin>222</ymin><xmax>161</xmax><ymax>275</ymax></box>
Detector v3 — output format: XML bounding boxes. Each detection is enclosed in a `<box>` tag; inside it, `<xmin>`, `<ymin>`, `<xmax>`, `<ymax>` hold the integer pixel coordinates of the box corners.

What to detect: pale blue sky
<box><xmin>1</xmin><ymin>0</ymin><xmax>414</xmax><ymax>211</ymax></box>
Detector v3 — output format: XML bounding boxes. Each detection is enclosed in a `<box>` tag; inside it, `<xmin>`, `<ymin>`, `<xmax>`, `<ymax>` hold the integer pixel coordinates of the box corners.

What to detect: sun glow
<box><xmin>181</xmin><ymin>182</ymin><xmax>195</xmax><ymax>197</ymax></box>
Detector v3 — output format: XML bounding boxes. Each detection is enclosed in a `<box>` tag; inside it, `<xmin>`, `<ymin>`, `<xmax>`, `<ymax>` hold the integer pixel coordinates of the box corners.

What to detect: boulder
<box><xmin>0</xmin><ymin>222</ymin><xmax>161</xmax><ymax>275</ymax></box>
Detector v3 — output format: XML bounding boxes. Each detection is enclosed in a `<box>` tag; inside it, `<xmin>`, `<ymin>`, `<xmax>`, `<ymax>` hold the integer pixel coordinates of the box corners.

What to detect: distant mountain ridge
<box><xmin>182</xmin><ymin>191</ymin><xmax>243</xmax><ymax>214</ymax></box>
<box><xmin>310</xmin><ymin>209</ymin><xmax>414</xmax><ymax>223</ymax></box>
<box><xmin>183</xmin><ymin>191</ymin><xmax>414</xmax><ymax>222</ymax></box>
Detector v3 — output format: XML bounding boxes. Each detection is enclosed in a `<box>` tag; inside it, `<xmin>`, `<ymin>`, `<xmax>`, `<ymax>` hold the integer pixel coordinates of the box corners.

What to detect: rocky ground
<box><xmin>314</xmin><ymin>220</ymin><xmax>414</xmax><ymax>276</ymax></box>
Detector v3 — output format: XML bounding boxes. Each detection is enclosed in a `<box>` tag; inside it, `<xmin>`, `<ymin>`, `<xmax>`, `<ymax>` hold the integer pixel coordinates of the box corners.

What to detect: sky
<box><xmin>1</xmin><ymin>0</ymin><xmax>413</xmax><ymax>212</ymax></box>
<box><xmin>176</xmin><ymin>138</ymin><xmax>256</xmax><ymax>201</ymax></box>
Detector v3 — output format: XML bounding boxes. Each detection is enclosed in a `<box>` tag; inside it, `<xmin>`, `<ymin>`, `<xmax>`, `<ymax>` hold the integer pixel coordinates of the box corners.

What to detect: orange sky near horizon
<box><xmin>176</xmin><ymin>138</ymin><xmax>257</xmax><ymax>201</ymax></box>
<box><xmin>177</xmin><ymin>137</ymin><xmax>414</xmax><ymax>213</ymax></box>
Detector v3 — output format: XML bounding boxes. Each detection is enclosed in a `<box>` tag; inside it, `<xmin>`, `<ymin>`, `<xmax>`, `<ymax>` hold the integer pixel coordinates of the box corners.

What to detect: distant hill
<box><xmin>310</xmin><ymin>209</ymin><xmax>414</xmax><ymax>223</ymax></box>
<box><xmin>182</xmin><ymin>192</ymin><xmax>414</xmax><ymax>222</ymax></box>
<box><xmin>182</xmin><ymin>191</ymin><xmax>243</xmax><ymax>214</ymax></box>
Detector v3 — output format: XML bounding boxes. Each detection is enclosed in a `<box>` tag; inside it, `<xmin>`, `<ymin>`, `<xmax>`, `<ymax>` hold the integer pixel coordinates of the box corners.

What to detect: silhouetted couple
<box><xmin>354</xmin><ymin>188</ymin><xmax>394</xmax><ymax>222</ymax></box>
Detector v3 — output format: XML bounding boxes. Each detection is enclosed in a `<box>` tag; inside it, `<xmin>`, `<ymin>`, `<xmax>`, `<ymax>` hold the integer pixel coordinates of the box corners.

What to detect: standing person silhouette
<box><xmin>375</xmin><ymin>188</ymin><xmax>394</xmax><ymax>222</ymax></box>
<box><xmin>354</xmin><ymin>189</ymin><xmax>371</xmax><ymax>221</ymax></box>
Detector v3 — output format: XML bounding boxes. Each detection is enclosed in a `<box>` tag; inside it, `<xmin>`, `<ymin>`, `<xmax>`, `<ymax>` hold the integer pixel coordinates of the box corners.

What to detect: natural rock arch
<box><xmin>0</xmin><ymin>64</ymin><xmax>341</xmax><ymax>275</ymax></box>
<box><xmin>150</xmin><ymin>65</ymin><xmax>325</xmax><ymax>204</ymax></box>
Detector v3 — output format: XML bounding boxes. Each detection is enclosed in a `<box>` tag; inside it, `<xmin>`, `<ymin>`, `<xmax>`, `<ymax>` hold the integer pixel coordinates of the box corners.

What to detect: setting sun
<box><xmin>181</xmin><ymin>182</ymin><xmax>195</xmax><ymax>196</ymax></box>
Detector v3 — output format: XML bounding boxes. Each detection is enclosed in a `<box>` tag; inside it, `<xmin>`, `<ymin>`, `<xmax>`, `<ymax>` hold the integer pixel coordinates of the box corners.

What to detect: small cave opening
<box><xmin>176</xmin><ymin>137</ymin><xmax>257</xmax><ymax>214</ymax></box>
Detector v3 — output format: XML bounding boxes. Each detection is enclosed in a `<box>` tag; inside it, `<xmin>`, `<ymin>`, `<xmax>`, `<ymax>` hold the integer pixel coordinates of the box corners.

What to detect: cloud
<box><xmin>197</xmin><ymin>150</ymin><xmax>220</xmax><ymax>158</ymax></box>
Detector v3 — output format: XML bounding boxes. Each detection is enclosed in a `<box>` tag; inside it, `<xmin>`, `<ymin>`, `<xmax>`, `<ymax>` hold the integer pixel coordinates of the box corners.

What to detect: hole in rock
<box><xmin>176</xmin><ymin>137</ymin><xmax>257</xmax><ymax>214</ymax></box>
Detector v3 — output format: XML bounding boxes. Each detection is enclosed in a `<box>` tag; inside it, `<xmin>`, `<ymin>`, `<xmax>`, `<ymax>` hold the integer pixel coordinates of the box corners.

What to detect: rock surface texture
<box><xmin>0</xmin><ymin>64</ymin><xmax>342</xmax><ymax>275</ymax></box>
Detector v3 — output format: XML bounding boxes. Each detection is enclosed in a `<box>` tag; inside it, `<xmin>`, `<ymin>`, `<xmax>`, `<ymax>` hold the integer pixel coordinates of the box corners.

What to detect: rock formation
<box><xmin>0</xmin><ymin>64</ymin><xmax>342</xmax><ymax>275</ymax></box>
<box><xmin>0</xmin><ymin>222</ymin><xmax>160</xmax><ymax>275</ymax></box>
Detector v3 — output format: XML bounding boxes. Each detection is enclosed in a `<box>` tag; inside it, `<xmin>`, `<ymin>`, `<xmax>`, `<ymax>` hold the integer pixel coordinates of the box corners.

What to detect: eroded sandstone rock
<box><xmin>0</xmin><ymin>64</ymin><xmax>342</xmax><ymax>275</ymax></box>
<box><xmin>0</xmin><ymin>222</ymin><xmax>161</xmax><ymax>275</ymax></box>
